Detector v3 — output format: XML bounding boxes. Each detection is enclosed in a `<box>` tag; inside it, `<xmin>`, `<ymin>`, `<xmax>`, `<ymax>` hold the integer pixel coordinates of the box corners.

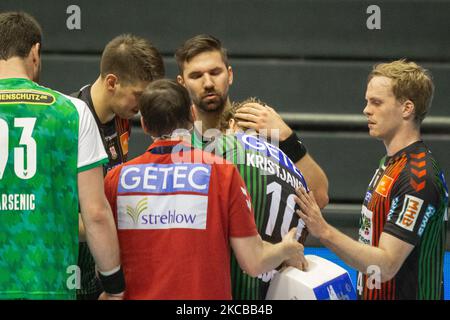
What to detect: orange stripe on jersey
<box><xmin>363</xmin><ymin>154</ymin><xmax>407</xmax><ymax>299</ymax></box>
<box><xmin>385</xmin><ymin>155</ymin><xmax>408</xmax><ymax>178</ymax></box>
<box><xmin>114</xmin><ymin>117</ymin><xmax>131</xmax><ymax>161</ymax></box>
<box><xmin>410</xmin><ymin>179</ymin><xmax>426</xmax><ymax>192</ymax></box>
<box><xmin>410</xmin><ymin>156</ymin><xmax>427</xmax><ymax>192</ymax></box>
<box><xmin>411</xmin><ymin>168</ymin><xmax>426</xmax><ymax>178</ymax></box>
<box><xmin>410</xmin><ymin>160</ymin><xmax>426</xmax><ymax>168</ymax></box>
<box><xmin>410</xmin><ymin>152</ymin><xmax>426</xmax><ymax>159</ymax></box>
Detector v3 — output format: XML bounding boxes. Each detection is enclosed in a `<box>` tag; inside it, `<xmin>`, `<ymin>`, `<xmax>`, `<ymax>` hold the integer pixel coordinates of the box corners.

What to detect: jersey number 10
<box><xmin>0</xmin><ymin>118</ymin><xmax>37</xmax><ymax>180</ymax></box>
<box><xmin>265</xmin><ymin>181</ymin><xmax>303</xmax><ymax>240</ymax></box>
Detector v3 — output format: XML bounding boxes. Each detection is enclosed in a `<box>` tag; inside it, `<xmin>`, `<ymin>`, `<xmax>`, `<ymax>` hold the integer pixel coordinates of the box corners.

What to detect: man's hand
<box><xmin>98</xmin><ymin>291</ymin><xmax>124</xmax><ymax>300</ymax></box>
<box><xmin>294</xmin><ymin>187</ymin><xmax>330</xmax><ymax>240</ymax></box>
<box><xmin>235</xmin><ymin>101</ymin><xmax>330</xmax><ymax>209</ymax></box>
<box><xmin>281</xmin><ymin>228</ymin><xmax>308</xmax><ymax>271</ymax></box>
<box><xmin>234</xmin><ymin>102</ymin><xmax>293</xmax><ymax>141</ymax></box>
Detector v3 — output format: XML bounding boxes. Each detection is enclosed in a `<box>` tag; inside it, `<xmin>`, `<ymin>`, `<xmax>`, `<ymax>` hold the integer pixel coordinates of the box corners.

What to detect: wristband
<box><xmin>279</xmin><ymin>132</ymin><xmax>307</xmax><ymax>163</ymax></box>
<box><xmin>98</xmin><ymin>266</ymin><xmax>126</xmax><ymax>294</ymax></box>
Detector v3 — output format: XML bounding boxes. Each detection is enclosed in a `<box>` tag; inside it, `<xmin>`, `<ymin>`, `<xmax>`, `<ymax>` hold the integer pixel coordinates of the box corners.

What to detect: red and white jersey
<box><xmin>104</xmin><ymin>139</ymin><xmax>258</xmax><ymax>300</ymax></box>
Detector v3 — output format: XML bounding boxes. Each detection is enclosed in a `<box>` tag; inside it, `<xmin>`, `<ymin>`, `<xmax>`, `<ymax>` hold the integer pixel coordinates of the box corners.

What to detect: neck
<box><xmin>384</xmin><ymin>125</ymin><xmax>421</xmax><ymax>156</ymax></box>
<box><xmin>91</xmin><ymin>77</ymin><xmax>115</xmax><ymax>124</ymax></box>
<box><xmin>193</xmin><ymin>98</ymin><xmax>231</xmax><ymax>137</ymax></box>
<box><xmin>0</xmin><ymin>58</ymin><xmax>32</xmax><ymax>81</ymax></box>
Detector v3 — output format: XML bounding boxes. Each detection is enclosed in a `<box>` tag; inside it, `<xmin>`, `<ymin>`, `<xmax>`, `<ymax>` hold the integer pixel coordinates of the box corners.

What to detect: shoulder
<box><xmin>393</xmin><ymin>143</ymin><xmax>442</xmax><ymax>196</ymax></box>
<box><xmin>193</xmin><ymin>148</ymin><xmax>237</xmax><ymax>184</ymax></box>
<box><xmin>105</xmin><ymin>163</ymin><xmax>123</xmax><ymax>183</ymax></box>
<box><xmin>36</xmin><ymin>83</ymin><xmax>91</xmax><ymax>117</ymax></box>
<box><xmin>62</xmin><ymin>94</ymin><xmax>90</xmax><ymax>112</ymax></box>
<box><xmin>33</xmin><ymin>83</ymin><xmax>85</xmax><ymax>108</ymax></box>
<box><xmin>105</xmin><ymin>157</ymin><xmax>142</xmax><ymax>186</ymax></box>
<box><xmin>71</xmin><ymin>84</ymin><xmax>90</xmax><ymax>98</ymax></box>
<box><xmin>405</xmin><ymin>143</ymin><xmax>439</xmax><ymax>181</ymax></box>
<box><xmin>190</xmin><ymin>143</ymin><xmax>234</xmax><ymax>167</ymax></box>
<box><xmin>32</xmin><ymin>84</ymin><xmax>92</xmax><ymax>122</ymax></box>
<box><xmin>106</xmin><ymin>154</ymin><xmax>146</xmax><ymax>179</ymax></box>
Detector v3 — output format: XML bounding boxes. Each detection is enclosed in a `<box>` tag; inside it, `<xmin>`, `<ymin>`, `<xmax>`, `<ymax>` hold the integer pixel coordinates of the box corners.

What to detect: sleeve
<box><xmin>66</xmin><ymin>95</ymin><xmax>108</xmax><ymax>172</ymax></box>
<box><xmin>383</xmin><ymin>164</ymin><xmax>440</xmax><ymax>246</ymax></box>
<box><xmin>227</xmin><ymin>165</ymin><xmax>258</xmax><ymax>238</ymax></box>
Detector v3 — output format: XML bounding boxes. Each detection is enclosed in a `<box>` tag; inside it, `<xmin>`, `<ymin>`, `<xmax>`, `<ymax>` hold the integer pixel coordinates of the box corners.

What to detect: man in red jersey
<box><xmin>104</xmin><ymin>79</ymin><xmax>307</xmax><ymax>299</ymax></box>
<box><xmin>295</xmin><ymin>60</ymin><xmax>448</xmax><ymax>300</ymax></box>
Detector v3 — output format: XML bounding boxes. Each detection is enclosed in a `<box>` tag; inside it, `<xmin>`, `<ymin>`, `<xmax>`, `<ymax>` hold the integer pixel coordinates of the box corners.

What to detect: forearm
<box><xmin>255</xmin><ymin>240</ymin><xmax>291</xmax><ymax>275</ymax></box>
<box><xmin>232</xmin><ymin>236</ymin><xmax>295</xmax><ymax>277</ymax></box>
<box><xmin>295</xmin><ymin>154</ymin><xmax>329</xmax><ymax>208</ymax></box>
<box><xmin>296</xmin><ymin>186</ymin><xmax>412</xmax><ymax>283</ymax></box>
<box><xmin>82</xmin><ymin>205</ymin><xmax>121</xmax><ymax>272</ymax></box>
<box><xmin>320</xmin><ymin>225</ymin><xmax>394</xmax><ymax>281</ymax></box>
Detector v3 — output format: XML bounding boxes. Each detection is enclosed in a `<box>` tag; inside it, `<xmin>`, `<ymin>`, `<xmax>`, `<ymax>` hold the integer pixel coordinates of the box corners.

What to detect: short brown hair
<box><xmin>368</xmin><ymin>59</ymin><xmax>434</xmax><ymax>124</ymax></box>
<box><xmin>139</xmin><ymin>79</ymin><xmax>193</xmax><ymax>136</ymax></box>
<box><xmin>100</xmin><ymin>34</ymin><xmax>165</xmax><ymax>84</ymax></box>
<box><xmin>175</xmin><ymin>34</ymin><xmax>228</xmax><ymax>74</ymax></box>
<box><xmin>219</xmin><ymin>97</ymin><xmax>265</xmax><ymax>131</ymax></box>
<box><xmin>0</xmin><ymin>11</ymin><xmax>42</xmax><ymax>60</ymax></box>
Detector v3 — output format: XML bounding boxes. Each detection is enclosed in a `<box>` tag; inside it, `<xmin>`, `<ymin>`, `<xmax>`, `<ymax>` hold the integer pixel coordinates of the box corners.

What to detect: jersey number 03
<box><xmin>0</xmin><ymin>117</ymin><xmax>37</xmax><ymax>180</ymax></box>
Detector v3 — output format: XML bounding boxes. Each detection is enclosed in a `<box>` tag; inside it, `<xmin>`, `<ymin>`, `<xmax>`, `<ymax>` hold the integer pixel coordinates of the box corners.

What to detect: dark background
<box><xmin>1</xmin><ymin>0</ymin><xmax>449</xmax><ymax>247</ymax></box>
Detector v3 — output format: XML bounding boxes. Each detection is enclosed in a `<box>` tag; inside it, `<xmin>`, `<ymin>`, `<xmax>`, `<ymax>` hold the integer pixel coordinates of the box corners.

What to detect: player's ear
<box><xmin>402</xmin><ymin>100</ymin><xmax>415</xmax><ymax>120</ymax></box>
<box><xmin>228</xmin><ymin>66</ymin><xmax>233</xmax><ymax>86</ymax></box>
<box><xmin>105</xmin><ymin>74</ymin><xmax>118</xmax><ymax>92</ymax></box>
<box><xmin>29</xmin><ymin>43</ymin><xmax>41</xmax><ymax>82</ymax></box>
<box><xmin>177</xmin><ymin>75</ymin><xmax>185</xmax><ymax>87</ymax></box>
<box><xmin>30</xmin><ymin>43</ymin><xmax>40</xmax><ymax>64</ymax></box>
<box><xmin>229</xmin><ymin>118</ymin><xmax>236</xmax><ymax>131</ymax></box>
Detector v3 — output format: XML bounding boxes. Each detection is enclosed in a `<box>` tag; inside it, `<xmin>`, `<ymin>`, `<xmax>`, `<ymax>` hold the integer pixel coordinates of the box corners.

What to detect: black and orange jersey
<box><xmin>72</xmin><ymin>85</ymin><xmax>131</xmax><ymax>175</ymax></box>
<box><xmin>357</xmin><ymin>141</ymin><xmax>448</xmax><ymax>300</ymax></box>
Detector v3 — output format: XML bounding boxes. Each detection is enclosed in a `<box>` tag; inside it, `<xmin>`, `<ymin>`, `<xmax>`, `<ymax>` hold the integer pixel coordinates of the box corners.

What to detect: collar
<box><xmin>385</xmin><ymin>140</ymin><xmax>424</xmax><ymax>164</ymax></box>
<box><xmin>147</xmin><ymin>139</ymin><xmax>194</xmax><ymax>155</ymax></box>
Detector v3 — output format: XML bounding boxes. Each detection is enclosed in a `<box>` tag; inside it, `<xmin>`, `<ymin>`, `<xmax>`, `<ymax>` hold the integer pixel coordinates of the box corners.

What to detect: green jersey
<box><xmin>0</xmin><ymin>78</ymin><xmax>108</xmax><ymax>299</ymax></box>
<box><xmin>196</xmin><ymin>132</ymin><xmax>308</xmax><ymax>299</ymax></box>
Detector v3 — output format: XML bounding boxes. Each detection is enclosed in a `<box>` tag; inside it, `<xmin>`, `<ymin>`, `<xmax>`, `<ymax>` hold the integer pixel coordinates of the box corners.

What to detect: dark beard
<box><xmin>196</xmin><ymin>94</ymin><xmax>226</xmax><ymax>114</ymax></box>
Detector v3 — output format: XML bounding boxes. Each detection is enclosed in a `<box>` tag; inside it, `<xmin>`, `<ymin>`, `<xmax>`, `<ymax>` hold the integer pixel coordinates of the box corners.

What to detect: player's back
<box><xmin>104</xmin><ymin>140</ymin><xmax>258</xmax><ymax>299</ymax></box>
<box><xmin>214</xmin><ymin>133</ymin><xmax>308</xmax><ymax>299</ymax></box>
<box><xmin>0</xmin><ymin>78</ymin><xmax>81</xmax><ymax>299</ymax></box>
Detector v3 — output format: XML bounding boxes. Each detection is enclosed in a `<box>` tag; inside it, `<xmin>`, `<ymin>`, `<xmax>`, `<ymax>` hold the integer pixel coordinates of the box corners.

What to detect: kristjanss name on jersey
<box><xmin>236</xmin><ymin>133</ymin><xmax>307</xmax><ymax>189</ymax></box>
<box><xmin>0</xmin><ymin>194</ymin><xmax>35</xmax><ymax>211</ymax></box>
<box><xmin>246</xmin><ymin>153</ymin><xmax>304</xmax><ymax>189</ymax></box>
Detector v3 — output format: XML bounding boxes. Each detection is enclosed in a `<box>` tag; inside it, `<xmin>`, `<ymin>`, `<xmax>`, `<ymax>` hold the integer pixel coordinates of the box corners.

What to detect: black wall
<box><xmin>2</xmin><ymin>0</ymin><xmax>449</xmax><ymax>244</ymax></box>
